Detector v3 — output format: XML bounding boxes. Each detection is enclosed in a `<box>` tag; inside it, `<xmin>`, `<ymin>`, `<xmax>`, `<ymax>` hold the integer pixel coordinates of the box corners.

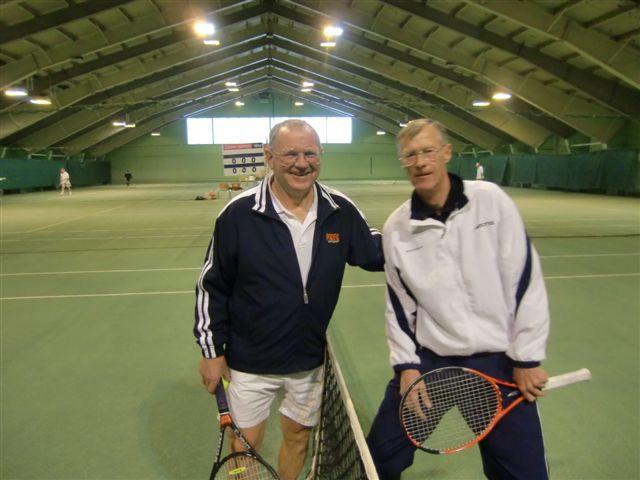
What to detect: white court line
<box><xmin>2</xmin><ymin>273</ymin><xmax>638</xmax><ymax>300</ymax></box>
<box><xmin>2</xmin><ymin>226</ymin><xmax>211</xmax><ymax>235</ymax></box>
<box><xmin>544</xmin><ymin>273</ymin><xmax>639</xmax><ymax>280</ymax></box>
<box><xmin>0</xmin><ymin>267</ymin><xmax>201</xmax><ymax>276</ymax></box>
<box><xmin>540</xmin><ymin>253</ymin><xmax>640</xmax><ymax>258</ymax></box>
<box><xmin>25</xmin><ymin>205</ymin><xmax>127</xmax><ymax>233</ymax></box>
<box><xmin>1</xmin><ymin>234</ymin><xmax>208</xmax><ymax>242</ymax></box>
<box><xmin>2</xmin><ymin>253</ymin><xmax>639</xmax><ymax>276</ymax></box>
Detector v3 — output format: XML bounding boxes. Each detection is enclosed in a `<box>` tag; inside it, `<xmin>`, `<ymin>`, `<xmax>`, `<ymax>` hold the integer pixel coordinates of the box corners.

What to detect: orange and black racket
<box><xmin>400</xmin><ymin>367</ymin><xmax>591</xmax><ymax>455</ymax></box>
<box><xmin>209</xmin><ymin>383</ymin><xmax>279</xmax><ymax>479</ymax></box>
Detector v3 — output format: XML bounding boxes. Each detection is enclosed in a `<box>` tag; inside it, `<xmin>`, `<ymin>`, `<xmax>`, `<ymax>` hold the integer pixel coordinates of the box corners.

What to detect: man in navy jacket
<box><xmin>194</xmin><ymin>119</ymin><xmax>383</xmax><ymax>479</ymax></box>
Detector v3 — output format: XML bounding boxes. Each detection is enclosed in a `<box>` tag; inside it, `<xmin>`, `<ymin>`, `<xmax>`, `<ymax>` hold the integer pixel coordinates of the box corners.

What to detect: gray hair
<box><xmin>397</xmin><ymin>119</ymin><xmax>449</xmax><ymax>151</ymax></box>
<box><xmin>268</xmin><ymin>119</ymin><xmax>321</xmax><ymax>148</ymax></box>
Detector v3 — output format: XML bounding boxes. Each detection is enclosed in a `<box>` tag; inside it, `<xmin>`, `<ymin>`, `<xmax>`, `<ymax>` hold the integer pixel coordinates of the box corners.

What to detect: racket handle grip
<box><xmin>214</xmin><ymin>381</ymin><xmax>230</xmax><ymax>413</ymax></box>
<box><xmin>546</xmin><ymin>368</ymin><xmax>592</xmax><ymax>391</ymax></box>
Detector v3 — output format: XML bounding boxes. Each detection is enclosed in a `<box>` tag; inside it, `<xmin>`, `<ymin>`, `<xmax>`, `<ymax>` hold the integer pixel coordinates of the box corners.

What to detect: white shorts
<box><xmin>227</xmin><ymin>367</ymin><xmax>324</xmax><ymax>429</ymax></box>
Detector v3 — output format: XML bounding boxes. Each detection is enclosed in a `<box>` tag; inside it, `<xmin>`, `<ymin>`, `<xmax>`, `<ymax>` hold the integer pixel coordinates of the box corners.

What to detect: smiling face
<box><xmin>264</xmin><ymin>125</ymin><xmax>321</xmax><ymax>202</ymax></box>
<box><xmin>399</xmin><ymin>124</ymin><xmax>452</xmax><ymax>206</ymax></box>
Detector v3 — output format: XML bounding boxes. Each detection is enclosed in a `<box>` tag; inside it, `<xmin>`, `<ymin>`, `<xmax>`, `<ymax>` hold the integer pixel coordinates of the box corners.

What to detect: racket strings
<box><xmin>401</xmin><ymin>369</ymin><xmax>501</xmax><ymax>452</ymax></box>
<box><xmin>218</xmin><ymin>453</ymin><xmax>276</xmax><ymax>480</ymax></box>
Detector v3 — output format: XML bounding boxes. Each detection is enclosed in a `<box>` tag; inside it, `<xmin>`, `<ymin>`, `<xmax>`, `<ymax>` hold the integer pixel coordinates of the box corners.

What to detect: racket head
<box><xmin>399</xmin><ymin>366</ymin><xmax>504</xmax><ymax>454</ymax></box>
<box><xmin>211</xmin><ymin>451</ymin><xmax>279</xmax><ymax>479</ymax></box>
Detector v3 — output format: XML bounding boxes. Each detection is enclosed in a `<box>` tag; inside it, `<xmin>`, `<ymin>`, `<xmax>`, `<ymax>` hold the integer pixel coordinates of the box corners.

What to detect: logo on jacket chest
<box><xmin>475</xmin><ymin>220</ymin><xmax>495</xmax><ymax>230</ymax></box>
<box><xmin>325</xmin><ymin>232</ymin><xmax>340</xmax><ymax>243</ymax></box>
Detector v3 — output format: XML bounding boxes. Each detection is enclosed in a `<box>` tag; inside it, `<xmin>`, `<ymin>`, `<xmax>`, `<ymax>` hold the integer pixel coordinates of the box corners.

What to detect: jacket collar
<box><xmin>410</xmin><ymin>173</ymin><xmax>469</xmax><ymax>225</ymax></box>
<box><xmin>252</xmin><ymin>173</ymin><xmax>339</xmax><ymax>222</ymax></box>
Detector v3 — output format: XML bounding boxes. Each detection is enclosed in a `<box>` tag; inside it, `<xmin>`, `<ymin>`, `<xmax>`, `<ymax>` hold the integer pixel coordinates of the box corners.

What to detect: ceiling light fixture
<box><xmin>4</xmin><ymin>87</ymin><xmax>28</xmax><ymax>97</ymax></box>
<box><xmin>29</xmin><ymin>97</ymin><xmax>52</xmax><ymax>105</ymax></box>
<box><xmin>235</xmin><ymin>100</ymin><xmax>244</xmax><ymax>106</ymax></box>
<box><xmin>150</xmin><ymin>132</ymin><xmax>161</xmax><ymax>136</ymax></box>
<box><xmin>399</xmin><ymin>121</ymin><xmax>407</xmax><ymax>127</ymax></box>
<box><xmin>112</xmin><ymin>121</ymin><xmax>126</xmax><ymax>127</ymax></box>
<box><xmin>323</xmin><ymin>26</ymin><xmax>343</xmax><ymax>37</ymax></box>
<box><xmin>294</xmin><ymin>101</ymin><xmax>304</xmax><ymax>106</ymax></box>
<box><xmin>376</xmin><ymin>130</ymin><xmax>386</xmax><ymax>135</ymax></box>
<box><xmin>302</xmin><ymin>81</ymin><xmax>314</xmax><ymax>87</ymax></box>
<box><xmin>225</xmin><ymin>82</ymin><xmax>237</xmax><ymax>87</ymax></box>
<box><xmin>228</xmin><ymin>87</ymin><xmax>239</xmax><ymax>92</ymax></box>
<box><xmin>320</xmin><ymin>41</ymin><xmax>336</xmax><ymax>48</ymax></box>
<box><xmin>203</xmin><ymin>39</ymin><xmax>220</xmax><ymax>46</ymax></box>
<box><xmin>492</xmin><ymin>92</ymin><xmax>511</xmax><ymax>100</ymax></box>
<box><xmin>300</xmin><ymin>88</ymin><xmax>312</xmax><ymax>92</ymax></box>
<box><xmin>194</xmin><ymin>21</ymin><xmax>215</xmax><ymax>37</ymax></box>
<box><xmin>124</xmin><ymin>123</ymin><xmax>136</xmax><ymax>128</ymax></box>
<box><xmin>472</xmin><ymin>100</ymin><xmax>491</xmax><ymax>107</ymax></box>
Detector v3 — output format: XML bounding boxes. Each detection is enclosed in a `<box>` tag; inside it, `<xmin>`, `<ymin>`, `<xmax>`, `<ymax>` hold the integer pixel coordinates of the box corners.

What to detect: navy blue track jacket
<box><xmin>194</xmin><ymin>177</ymin><xmax>384</xmax><ymax>374</ymax></box>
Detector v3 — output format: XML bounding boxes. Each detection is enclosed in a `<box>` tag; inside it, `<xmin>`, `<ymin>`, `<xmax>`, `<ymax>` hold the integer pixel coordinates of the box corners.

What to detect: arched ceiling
<box><xmin>0</xmin><ymin>0</ymin><xmax>638</xmax><ymax>156</ymax></box>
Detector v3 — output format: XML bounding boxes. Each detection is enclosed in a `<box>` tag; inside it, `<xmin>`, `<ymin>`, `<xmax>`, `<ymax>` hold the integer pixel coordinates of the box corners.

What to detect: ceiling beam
<box><xmin>465</xmin><ymin>0</ymin><xmax>640</xmax><ymax>90</ymax></box>
<box><xmin>0</xmin><ymin>34</ymin><xmax>269</xmax><ymax>144</ymax></box>
<box><xmin>290</xmin><ymin>0</ymin><xmax>626</xmax><ymax>142</ymax></box>
<box><xmin>270</xmin><ymin>50</ymin><xmax>504</xmax><ymax>150</ymax></box>
<box><xmin>59</xmin><ymin>70</ymin><xmax>272</xmax><ymax>154</ymax></box>
<box><xmin>271</xmin><ymin>32</ymin><xmax>532</xmax><ymax>146</ymax></box>
<box><xmin>0</xmin><ymin>0</ymin><xmax>133</xmax><ymax>45</ymax></box>
<box><xmin>13</xmin><ymin>52</ymin><xmax>270</xmax><ymax>149</ymax></box>
<box><xmin>0</xmin><ymin>0</ymin><xmax>245</xmax><ymax>89</ymax></box>
<box><xmin>271</xmin><ymin>2</ymin><xmax>573</xmax><ymax>138</ymax></box>
<box><xmin>268</xmin><ymin>58</ymin><xmax>473</xmax><ymax>146</ymax></box>
<box><xmin>381</xmin><ymin>0</ymin><xmax>640</xmax><ymax>118</ymax></box>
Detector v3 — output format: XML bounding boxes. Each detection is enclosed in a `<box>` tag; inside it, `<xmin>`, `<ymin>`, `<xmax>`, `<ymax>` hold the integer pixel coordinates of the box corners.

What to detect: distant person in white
<box><xmin>59</xmin><ymin>168</ymin><xmax>72</xmax><ymax>196</ymax></box>
<box><xmin>476</xmin><ymin>161</ymin><xmax>485</xmax><ymax>180</ymax></box>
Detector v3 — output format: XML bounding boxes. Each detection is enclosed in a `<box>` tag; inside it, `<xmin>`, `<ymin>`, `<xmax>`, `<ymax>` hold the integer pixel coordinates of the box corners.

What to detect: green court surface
<box><xmin>1</xmin><ymin>182</ymin><xmax>638</xmax><ymax>479</ymax></box>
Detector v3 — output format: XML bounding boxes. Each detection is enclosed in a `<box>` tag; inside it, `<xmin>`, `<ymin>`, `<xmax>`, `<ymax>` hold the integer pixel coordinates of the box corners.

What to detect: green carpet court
<box><xmin>1</xmin><ymin>182</ymin><xmax>638</xmax><ymax>479</ymax></box>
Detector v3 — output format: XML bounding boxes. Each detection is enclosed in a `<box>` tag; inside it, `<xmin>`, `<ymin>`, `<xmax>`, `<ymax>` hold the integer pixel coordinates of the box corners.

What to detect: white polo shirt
<box><xmin>269</xmin><ymin>184</ymin><xmax>318</xmax><ymax>288</ymax></box>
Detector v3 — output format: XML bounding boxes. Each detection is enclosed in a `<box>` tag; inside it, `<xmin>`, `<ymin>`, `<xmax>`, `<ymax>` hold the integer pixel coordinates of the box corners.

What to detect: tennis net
<box><xmin>307</xmin><ymin>341</ymin><xmax>379</xmax><ymax>480</ymax></box>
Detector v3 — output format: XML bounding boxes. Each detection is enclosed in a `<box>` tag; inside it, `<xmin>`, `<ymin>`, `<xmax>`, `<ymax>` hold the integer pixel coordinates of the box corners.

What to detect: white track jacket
<box><xmin>384</xmin><ymin>178</ymin><xmax>549</xmax><ymax>371</ymax></box>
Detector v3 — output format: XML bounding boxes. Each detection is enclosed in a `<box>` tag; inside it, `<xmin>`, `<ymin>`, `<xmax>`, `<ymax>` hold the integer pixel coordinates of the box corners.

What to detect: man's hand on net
<box><xmin>199</xmin><ymin>356</ymin><xmax>230</xmax><ymax>394</ymax></box>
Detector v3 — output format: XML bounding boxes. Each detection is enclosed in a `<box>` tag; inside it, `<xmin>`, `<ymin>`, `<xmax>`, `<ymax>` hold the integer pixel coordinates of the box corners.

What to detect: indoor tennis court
<box><xmin>1</xmin><ymin>180</ymin><xmax>638</xmax><ymax>479</ymax></box>
<box><xmin>1</xmin><ymin>0</ymin><xmax>639</xmax><ymax>479</ymax></box>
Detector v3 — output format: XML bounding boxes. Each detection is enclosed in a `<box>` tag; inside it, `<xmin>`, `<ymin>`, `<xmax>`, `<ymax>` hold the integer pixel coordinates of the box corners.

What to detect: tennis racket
<box><xmin>209</xmin><ymin>382</ymin><xmax>279</xmax><ymax>479</ymax></box>
<box><xmin>400</xmin><ymin>366</ymin><xmax>591</xmax><ymax>455</ymax></box>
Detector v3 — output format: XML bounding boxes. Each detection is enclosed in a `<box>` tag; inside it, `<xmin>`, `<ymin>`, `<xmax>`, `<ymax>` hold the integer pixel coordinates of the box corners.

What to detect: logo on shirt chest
<box><xmin>325</xmin><ymin>232</ymin><xmax>340</xmax><ymax>243</ymax></box>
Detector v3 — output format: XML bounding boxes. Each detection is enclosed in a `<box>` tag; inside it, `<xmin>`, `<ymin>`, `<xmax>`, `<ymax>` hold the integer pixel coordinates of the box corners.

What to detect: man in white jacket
<box><xmin>366</xmin><ymin>119</ymin><xmax>550</xmax><ymax>479</ymax></box>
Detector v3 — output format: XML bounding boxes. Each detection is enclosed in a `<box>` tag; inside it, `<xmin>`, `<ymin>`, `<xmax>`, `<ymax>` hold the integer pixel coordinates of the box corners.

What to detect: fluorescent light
<box><xmin>150</xmin><ymin>132</ymin><xmax>161</xmax><ymax>136</ymax></box>
<box><xmin>399</xmin><ymin>121</ymin><xmax>407</xmax><ymax>127</ymax></box>
<box><xmin>225</xmin><ymin>82</ymin><xmax>237</xmax><ymax>87</ymax></box>
<box><xmin>294</xmin><ymin>101</ymin><xmax>304</xmax><ymax>106</ymax></box>
<box><xmin>300</xmin><ymin>88</ymin><xmax>312</xmax><ymax>92</ymax></box>
<box><xmin>194</xmin><ymin>22</ymin><xmax>215</xmax><ymax>37</ymax></box>
<box><xmin>323</xmin><ymin>26</ymin><xmax>343</xmax><ymax>37</ymax></box>
<box><xmin>235</xmin><ymin>100</ymin><xmax>244</xmax><ymax>106</ymax></box>
<box><xmin>4</xmin><ymin>87</ymin><xmax>28</xmax><ymax>97</ymax></box>
<box><xmin>492</xmin><ymin>92</ymin><xmax>511</xmax><ymax>100</ymax></box>
<box><xmin>203</xmin><ymin>39</ymin><xmax>220</xmax><ymax>46</ymax></box>
<box><xmin>112</xmin><ymin>121</ymin><xmax>126</xmax><ymax>127</ymax></box>
<box><xmin>228</xmin><ymin>87</ymin><xmax>239</xmax><ymax>92</ymax></box>
<box><xmin>376</xmin><ymin>130</ymin><xmax>386</xmax><ymax>135</ymax></box>
<box><xmin>29</xmin><ymin>97</ymin><xmax>52</xmax><ymax>105</ymax></box>
<box><xmin>473</xmin><ymin>100</ymin><xmax>491</xmax><ymax>107</ymax></box>
<box><xmin>302</xmin><ymin>81</ymin><xmax>314</xmax><ymax>87</ymax></box>
<box><xmin>124</xmin><ymin>123</ymin><xmax>136</xmax><ymax>128</ymax></box>
<box><xmin>320</xmin><ymin>41</ymin><xmax>336</xmax><ymax>47</ymax></box>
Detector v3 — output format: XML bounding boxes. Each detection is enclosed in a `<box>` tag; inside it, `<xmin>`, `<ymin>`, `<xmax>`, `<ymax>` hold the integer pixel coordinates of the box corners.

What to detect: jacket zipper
<box><xmin>303</xmin><ymin>288</ymin><xmax>309</xmax><ymax>304</ymax></box>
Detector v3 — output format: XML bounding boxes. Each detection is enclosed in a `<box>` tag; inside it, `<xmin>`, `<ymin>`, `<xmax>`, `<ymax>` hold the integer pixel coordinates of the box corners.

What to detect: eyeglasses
<box><xmin>272</xmin><ymin>150</ymin><xmax>321</xmax><ymax>166</ymax></box>
<box><xmin>398</xmin><ymin>145</ymin><xmax>446</xmax><ymax>167</ymax></box>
